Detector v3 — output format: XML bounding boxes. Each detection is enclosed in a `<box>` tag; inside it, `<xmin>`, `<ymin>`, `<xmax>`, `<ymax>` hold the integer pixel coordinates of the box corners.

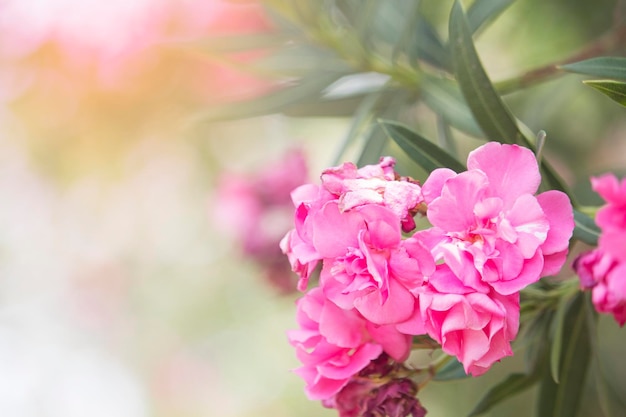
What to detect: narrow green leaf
<box><xmin>357</xmin><ymin>126</ymin><xmax>388</xmax><ymax>166</ymax></box>
<box><xmin>420</xmin><ymin>74</ymin><xmax>483</xmax><ymax>138</ymax></box>
<box><xmin>410</xmin><ymin>16</ymin><xmax>450</xmax><ymax>70</ymax></box>
<box><xmin>467</xmin><ymin>0</ymin><xmax>516</xmax><ymax>36</ymax></box>
<box><xmin>559</xmin><ymin>57</ymin><xmax>626</xmax><ymax>81</ymax></box>
<box><xmin>449</xmin><ymin>0</ymin><xmax>523</xmax><ymax>144</ymax></box>
<box><xmin>433</xmin><ymin>357</ymin><xmax>470</xmax><ymax>381</ymax></box>
<box><xmin>583</xmin><ymin>80</ymin><xmax>626</xmax><ymax>107</ymax></box>
<box><xmin>584</xmin><ymin>296</ymin><xmax>626</xmax><ymax>417</ymax></box>
<box><xmin>467</xmin><ymin>373</ymin><xmax>539</xmax><ymax>417</ymax></box>
<box><xmin>436</xmin><ymin>115</ymin><xmax>458</xmax><ymax>156</ymax></box>
<box><xmin>191</xmin><ymin>73</ymin><xmax>341</xmax><ymax>121</ymax></box>
<box><xmin>573</xmin><ymin>209</ymin><xmax>600</xmax><ymax>246</ymax></box>
<box><xmin>549</xmin><ymin>295</ymin><xmax>574</xmax><ymax>383</ymax></box>
<box><xmin>378</xmin><ymin>119</ymin><xmax>466</xmax><ymax>173</ymax></box>
<box><xmin>332</xmin><ymin>91</ymin><xmax>386</xmax><ymax>164</ymax></box>
<box><xmin>448</xmin><ymin>1</ymin><xmax>573</xmax><ymax>199</ymax></box>
<box><xmin>390</xmin><ymin>0</ymin><xmax>421</xmax><ymax>65</ymax></box>
<box><xmin>537</xmin><ymin>292</ymin><xmax>591</xmax><ymax>417</ymax></box>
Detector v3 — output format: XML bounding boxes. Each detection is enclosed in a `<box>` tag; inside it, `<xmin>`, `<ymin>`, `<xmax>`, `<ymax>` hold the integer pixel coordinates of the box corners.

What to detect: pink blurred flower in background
<box><xmin>574</xmin><ymin>174</ymin><xmax>626</xmax><ymax>326</ymax></box>
<box><xmin>213</xmin><ymin>148</ymin><xmax>308</xmax><ymax>293</ymax></box>
<box><xmin>0</xmin><ymin>0</ymin><xmax>277</xmax><ymax>99</ymax></box>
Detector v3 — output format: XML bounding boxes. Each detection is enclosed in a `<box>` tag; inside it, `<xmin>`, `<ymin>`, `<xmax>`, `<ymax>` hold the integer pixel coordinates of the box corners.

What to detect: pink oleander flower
<box><xmin>280</xmin><ymin>156</ymin><xmax>427</xmax><ymax>292</ymax></box>
<box><xmin>417</xmin><ymin>265</ymin><xmax>520</xmax><ymax>376</ymax></box>
<box><xmin>213</xmin><ymin>149</ymin><xmax>308</xmax><ymax>293</ymax></box>
<box><xmin>574</xmin><ymin>249</ymin><xmax>626</xmax><ymax>325</ymax></box>
<box><xmin>288</xmin><ymin>288</ymin><xmax>413</xmax><ymax>400</ymax></box>
<box><xmin>591</xmin><ymin>174</ymin><xmax>626</xmax><ymax>261</ymax></box>
<box><xmin>574</xmin><ymin>174</ymin><xmax>626</xmax><ymax>325</ymax></box>
<box><xmin>316</xmin><ymin>202</ymin><xmax>435</xmax><ymax>326</ymax></box>
<box><xmin>421</xmin><ymin>142</ymin><xmax>574</xmax><ymax>295</ymax></box>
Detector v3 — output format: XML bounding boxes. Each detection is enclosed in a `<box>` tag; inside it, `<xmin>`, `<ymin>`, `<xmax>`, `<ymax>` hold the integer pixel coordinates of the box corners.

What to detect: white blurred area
<box><xmin>0</xmin><ymin>101</ymin><xmax>347</xmax><ymax>416</ymax></box>
<box><xmin>0</xmin><ymin>1</ymin><xmax>347</xmax><ymax>414</ymax></box>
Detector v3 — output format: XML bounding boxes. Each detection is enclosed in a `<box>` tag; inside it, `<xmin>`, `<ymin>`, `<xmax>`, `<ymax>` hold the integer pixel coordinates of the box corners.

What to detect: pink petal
<box><xmin>467</xmin><ymin>143</ymin><xmax>541</xmax><ymax>206</ymax></box>
<box><xmin>296</xmin><ymin>366</ymin><xmax>349</xmax><ymax>401</ymax></box>
<box><xmin>359</xmin><ymin>204</ymin><xmax>402</xmax><ymax>249</ymax></box>
<box><xmin>367</xmin><ymin>324</ymin><xmax>412</xmax><ymax>362</ymax></box>
<box><xmin>490</xmin><ymin>250</ymin><xmax>544</xmax><ymax>295</ymax></box>
<box><xmin>312</xmin><ymin>201</ymin><xmax>364</xmax><ymax>258</ymax></box>
<box><xmin>421</xmin><ymin>168</ymin><xmax>457</xmax><ymax>204</ymax></box>
<box><xmin>507</xmin><ymin>194</ymin><xmax>549</xmax><ymax>258</ymax></box>
<box><xmin>319</xmin><ymin>301</ymin><xmax>366</xmax><ymax>348</ymax></box>
<box><xmin>536</xmin><ymin>190</ymin><xmax>574</xmax><ymax>255</ymax></box>
<box><xmin>428</xmin><ymin>170</ymin><xmax>489</xmax><ymax>232</ymax></box>
<box><xmin>354</xmin><ymin>279</ymin><xmax>415</xmax><ymax>324</ymax></box>
<box><xmin>318</xmin><ymin>343</ymin><xmax>382</xmax><ymax>379</ymax></box>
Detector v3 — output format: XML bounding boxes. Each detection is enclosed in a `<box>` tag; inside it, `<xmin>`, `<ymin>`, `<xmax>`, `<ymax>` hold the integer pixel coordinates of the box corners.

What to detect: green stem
<box><xmin>495</xmin><ymin>1</ymin><xmax>626</xmax><ymax>94</ymax></box>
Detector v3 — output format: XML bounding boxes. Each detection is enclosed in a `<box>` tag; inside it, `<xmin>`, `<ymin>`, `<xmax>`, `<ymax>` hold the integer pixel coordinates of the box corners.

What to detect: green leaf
<box><xmin>433</xmin><ymin>357</ymin><xmax>470</xmax><ymax>381</ymax></box>
<box><xmin>549</xmin><ymin>294</ymin><xmax>574</xmax><ymax>383</ymax></box>
<box><xmin>559</xmin><ymin>57</ymin><xmax>626</xmax><ymax>81</ymax></box>
<box><xmin>378</xmin><ymin>119</ymin><xmax>466</xmax><ymax>173</ymax></box>
<box><xmin>573</xmin><ymin>209</ymin><xmax>600</xmax><ymax>246</ymax></box>
<box><xmin>448</xmin><ymin>1</ymin><xmax>573</xmax><ymax>199</ymax></box>
<box><xmin>448</xmin><ymin>0</ymin><xmax>523</xmax><ymax>144</ymax></box>
<box><xmin>332</xmin><ymin>91</ymin><xmax>387</xmax><ymax>164</ymax></box>
<box><xmin>420</xmin><ymin>74</ymin><xmax>483</xmax><ymax>138</ymax></box>
<box><xmin>536</xmin><ymin>292</ymin><xmax>591</xmax><ymax>417</ymax></box>
<box><xmin>390</xmin><ymin>0</ymin><xmax>421</xmax><ymax>65</ymax></box>
<box><xmin>583</xmin><ymin>80</ymin><xmax>626</xmax><ymax>107</ymax></box>
<box><xmin>584</xmin><ymin>296</ymin><xmax>626</xmax><ymax>417</ymax></box>
<box><xmin>410</xmin><ymin>15</ymin><xmax>450</xmax><ymax>70</ymax></box>
<box><xmin>191</xmin><ymin>73</ymin><xmax>341</xmax><ymax>121</ymax></box>
<box><xmin>467</xmin><ymin>373</ymin><xmax>539</xmax><ymax>417</ymax></box>
<box><xmin>357</xmin><ymin>126</ymin><xmax>388</xmax><ymax>166</ymax></box>
<box><xmin>467</xmin><ymin>0</ymin><xmax>516</xmax><ymax>36</ymax></box>
<box><xmin>436</xmin><ymin>115</ymin><xmax>458</xmax><ymax>156</ymax></box>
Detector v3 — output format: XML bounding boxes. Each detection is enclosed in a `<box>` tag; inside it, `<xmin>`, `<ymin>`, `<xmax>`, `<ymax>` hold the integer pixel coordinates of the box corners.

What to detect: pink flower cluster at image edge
<box><xmin>574</xmin><ymin>174</ymin><xmax>626</xmax><ymax>325</ymax></box>
<box><xmin>282</xmin><ymin>142</ymin><xmax>575</xmax><ymax>412</ymax></box>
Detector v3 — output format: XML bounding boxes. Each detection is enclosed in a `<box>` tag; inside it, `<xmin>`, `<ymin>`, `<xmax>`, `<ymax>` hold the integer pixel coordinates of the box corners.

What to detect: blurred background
<box><xmin>0</xmin><ymin>0</ymin><xmax>624</xmax><ymax>416</ymax></box>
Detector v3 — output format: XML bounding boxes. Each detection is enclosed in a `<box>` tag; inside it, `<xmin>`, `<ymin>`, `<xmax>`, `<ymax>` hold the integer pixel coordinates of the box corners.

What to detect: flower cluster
<box><xmin>283</xmin><ymin>142</ymin><xmax>574</xmax><ymax>413</ymax></box>
<box><xmin>574</xmin><ymin>174</ymin><xmax>626</xmax><ymax>325</ymax></box>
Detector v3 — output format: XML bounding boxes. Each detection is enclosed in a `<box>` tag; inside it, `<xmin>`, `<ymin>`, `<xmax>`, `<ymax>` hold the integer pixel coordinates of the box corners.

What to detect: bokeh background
<box><xmin>0</xmin><ymin>0</ymin><xmax>625</xmax><ymax>416</ymax></box>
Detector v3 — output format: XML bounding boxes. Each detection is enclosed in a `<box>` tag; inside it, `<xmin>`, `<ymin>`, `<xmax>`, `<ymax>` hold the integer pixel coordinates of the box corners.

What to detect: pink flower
<box><xmin>281</xmin><ymin>156</ymin><xmax>428</xmax><ymax>292</ymax></box>
<box><xmin>316</xmin><ymin>202</ymin><xmax>434</xmax><ymax>326</ymax></box>
<box><xmin>574</xmin><ymin>249</ymin><xmax>626</xmax><ymax>326</ymax></box>
<box><xmin>418</xmin><ymin>265</ymin><xmax>520</xmax><ymax>376</ymax></box>
<box><xmin>288</xmin><ymin>288</ymin><xmax>412</xmax><ymax>400</ymax></box>
<box><xmin>421</xmin><ymin>142</ymin><xmax>574</xmax><ymax>295</ymax></box>
<box><xmin>213</xmin><ymin>149</ymin><xmax>308</xmax><ymax>293</ymax></box>
<box><xmin>574</xmin><ymin>174</ymin><xmax>626</xmax><ymax>325</ymax></box>
<box><xmin>591</xmin><ymin>174</ymin><xmax>626</xmax><ymax>261</ymax></box>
